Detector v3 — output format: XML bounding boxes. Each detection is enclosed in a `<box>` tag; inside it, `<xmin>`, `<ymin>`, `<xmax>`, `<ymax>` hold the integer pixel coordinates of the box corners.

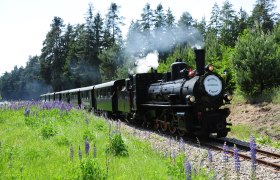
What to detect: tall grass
<box><xmin>232</xmin><ymin>87</ymin><xmax>280</xmax><ymax>104</ymax></box>
<box><xmin>0</xmin><ymin>103</ymin><xmax>170</xmax><ymax>179</ymax></box>
<box><xmin>229</xmin><ymin>124</ymin><xmax>280</xmax><ymax>148</ymax></box>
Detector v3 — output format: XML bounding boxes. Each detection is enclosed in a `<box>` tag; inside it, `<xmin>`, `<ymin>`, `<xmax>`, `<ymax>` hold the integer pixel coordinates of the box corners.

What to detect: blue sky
<box><xmin>0</xmin><ymin>0</ymin><xmax>279</xmax><ymax>75</ymax></box>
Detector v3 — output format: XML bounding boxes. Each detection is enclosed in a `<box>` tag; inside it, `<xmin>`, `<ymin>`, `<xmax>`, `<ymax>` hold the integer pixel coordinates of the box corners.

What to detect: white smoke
<box><xmin>135</xmin><ymin>51</ymin><xmax>159</xmax><ymax>73</ymax></box>
<box><xmin>126</xmin><ymin>26</ymin><xmax>204</xmax><ymax>56</ymax></box>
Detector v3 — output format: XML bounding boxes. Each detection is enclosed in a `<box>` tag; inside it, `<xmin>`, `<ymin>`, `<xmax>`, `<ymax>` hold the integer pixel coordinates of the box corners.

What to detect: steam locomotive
<box><xmin>40</xmin><ymin>49</ymin><xmax>232</xmax><ymax>137</ymax></box>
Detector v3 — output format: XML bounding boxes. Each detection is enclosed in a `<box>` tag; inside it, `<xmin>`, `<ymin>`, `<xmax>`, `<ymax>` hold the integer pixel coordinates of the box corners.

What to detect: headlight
<box><xmin>205</xmin><ymin>64</ymin><xmax>214</xmax><ymax>72</ymax></box>
<box><xmin>224</xmin><ymin>94</ymin><xmax>232</xmax><ymax>101</ymax></box>
<box><xmin>186</xmin><ymin>95</ymin><xmax>196</xmax><ymax>103</ymax></box>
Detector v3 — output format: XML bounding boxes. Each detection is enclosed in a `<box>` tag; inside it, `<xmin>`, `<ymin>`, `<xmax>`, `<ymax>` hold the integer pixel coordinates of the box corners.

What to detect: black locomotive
<box><xmin>41</xmin><ymin>49</ymin><xmax>232</xmax><ymax>137</ymax></box>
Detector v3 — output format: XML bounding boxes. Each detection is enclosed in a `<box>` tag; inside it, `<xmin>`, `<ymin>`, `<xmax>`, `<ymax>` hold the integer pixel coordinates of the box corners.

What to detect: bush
<box><xmin>80</xmin><ymin>158</ymin><xmax>107</xmax><ymax>180</ymax></box>
<box><xmin>107</xmin><ymin>133</ymin><xmax>128</xmax><ymax>156</ymax></box>
<box><xmin>83</xmin><ymin>129</ymin><xmax>95</xmax><ymax>142</ymax></box>
<box><xmin>232</xmin><ymin>29</ymin><xmax>280</xmax><ymax>96</ymax></box>
<box><xmin>41</xmin><ymin>124</ymin><xmax>57</xmax><ymax>138</ymax></box>
<box><xmin>167</xmin><ymin>153</ymin><xmax>186</xmax><ymax>179</ymax></box>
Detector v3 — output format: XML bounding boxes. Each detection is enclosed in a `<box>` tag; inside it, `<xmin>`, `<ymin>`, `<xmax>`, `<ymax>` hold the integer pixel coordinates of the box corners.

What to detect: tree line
<box><xmin>0</xmin><ymin>0</ymin><xmax>279</xmax><ymax>100</ymax></box>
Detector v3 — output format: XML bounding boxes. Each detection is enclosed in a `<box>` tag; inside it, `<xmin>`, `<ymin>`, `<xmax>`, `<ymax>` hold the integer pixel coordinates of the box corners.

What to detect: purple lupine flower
<box><xmin>78</xmin><ymin>146</ymin><xmax>82</xmax><ymax>160</ymax></box>
<box><xmin>85</xmin><ymin>139</ymin><xmax>90</xmax><ymax>156</ymax></box>
<box><xmin>85</xmin><ymin>117</ymin><xmax>89</xmax><ymax>125</ymax></box>
<box><xmin>70</xmin><ymin>144</ymin><xmax>74</xmax><ymax>161</ymax></box>
<box><xmin>109</xmin><ymin>122</ymin><xmax>112</xmax><ymax>138</ymax></box>
<box><xmin>164</xmin><ymin>150</ymin><xmax>169</xmax><ymax>158</ymax></box>
<box><xmin>117</xmin><ymin>119</ymin><xmax>121</xmax><ymax>134</ymax></box>
<box><xmin>185</xmin><ymin>160</ymin><xmax>192</xmax><ymax>180</ymax></box>
<box><xmin>179</xmin><ymin>137</ymin><xmax>186</xmax><ymax>152</ymax></box>
<box><xmin>24</xmin><ymin>108</ymin><xmax>30</xmax><ymax>117</ymax></box>
<box><xmin>233</xmin><ymin>144</ymin><xmax>240</xmax><ymax>173</ymax></box>
<box><xmin>250</xmin><ymin>135</ymin><xmax>257</xmax><ymax>172</ymax></box>
<box><xmin>208</xmin><ymin>149</ymin><xmax>213</xmax><ymax>163</ymax></box>
<box><xmin>93</xmin><ymin>143</ymin><xmax>97</xmax><ymax>158</ymax></box>
<box><xmin>223</xmin><ymin>142</ymin><xmax>228</xmax><ymax>162</ymax></box>
<box><xmin>20</xmin><ymin>164</ymin><xmax>23</xmax><ymax>174</ymax></box>
<box><xmin>168</xmin><ymin>137</ymin><xmax>172</xmax><ymax>148</ymax></box>
<box><xmin>193</xmin><ymin>167</ymin><xmax>197</xmax><ymax>175</ymax></box>
<box><xmin>171</xmin><ymin>149</ymin><xmax>177</xmax><ymax>159</ymax></box>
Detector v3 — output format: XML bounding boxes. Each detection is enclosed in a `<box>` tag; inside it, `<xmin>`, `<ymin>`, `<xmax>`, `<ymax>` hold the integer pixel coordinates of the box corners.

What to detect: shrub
<box><xmin>80</xmin><ymin>158</ymin><xmax>107</xmax><ymax>180</ymax></box>
<box><xmin>107</xmin><ymin>133</ymin><xmax>128</xmax><ymax>156</ymax></box>
<box><xmin>41</xmin><ymin>124</ymin><xmax>57</xmax><ymax>138</ymax></box>
<box><xmin>232</xmin><ymin>29</ymin><xmax>280</xmax><ymax>96</ymax></box>
<box><xmin>83</xmin><ymin>129</ymin><xmax>95</xmax><ymax>142</ymax></box>
<box><xmin>55</xmin><ymin>135</ymin><xmax>70</xmax><ymax>146</ymax></box>
<box><xmin>167</xmin><ymin>153</ymin><xmax>185</xmax><ymax>179</ymax></box>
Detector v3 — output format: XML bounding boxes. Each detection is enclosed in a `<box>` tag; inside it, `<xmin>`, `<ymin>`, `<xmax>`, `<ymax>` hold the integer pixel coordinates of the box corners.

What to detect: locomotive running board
<box><xmin>141</xmin><ymin>104</ymin><xmax>191</xmax><ymax>110</ymax></box>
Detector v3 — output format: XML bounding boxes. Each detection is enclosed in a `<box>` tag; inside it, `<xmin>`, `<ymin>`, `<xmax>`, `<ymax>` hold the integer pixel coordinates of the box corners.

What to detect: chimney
<box><xmin>195</xmin><ymin>49</ymin><xmax>205</xmax><ymax>75</ymax></box>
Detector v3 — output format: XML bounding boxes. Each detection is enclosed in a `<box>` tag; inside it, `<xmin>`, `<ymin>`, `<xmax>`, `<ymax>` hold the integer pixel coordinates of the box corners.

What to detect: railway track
<box><xmin>200</xmin><ymin>137</ymin><xmax>280</xmax><ymax>171</ymax></box>
<box><xmin>123</xmin><ymin>120</ymin><xmax>280</xmax><ymax>171</ymax></box>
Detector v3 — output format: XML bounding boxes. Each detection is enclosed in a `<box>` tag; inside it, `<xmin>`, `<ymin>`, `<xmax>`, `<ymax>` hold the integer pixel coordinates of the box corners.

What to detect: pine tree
<box><xmin>40</xmin><ymin>16</ymin><xmax>65</xmax><ymax>91</ymax></box>
<box><xmin>249</xmin><ymin>0</ymin><xmax>276</xmax><ymax>33</ymax></box>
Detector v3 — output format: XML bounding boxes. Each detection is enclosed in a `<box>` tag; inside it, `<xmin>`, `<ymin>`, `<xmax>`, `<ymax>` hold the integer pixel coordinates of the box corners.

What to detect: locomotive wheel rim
<box><xmin>160</xmin><ymin>121</ymin><xmax>168</xmax><ymax>132</ymax></box>
<box><xmin>154</xmin><ymin>120</ymin><xmax>160</xmax><ymax>130</ymax></box>
<box><xmin>169</xmin><ymin>126</ymin><xmax>176</xmax><ymax>134</ymax></box>
<box><xmin>177</xmin><ymin>129</ymin><xmax>185</xmax><ymax>137</ymax></box>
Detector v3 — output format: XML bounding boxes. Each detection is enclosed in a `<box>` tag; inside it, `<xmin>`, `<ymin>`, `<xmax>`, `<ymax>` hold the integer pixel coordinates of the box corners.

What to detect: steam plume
<box><xmin>135</xmin><ymin>51</ymin><xmax>159</xmax><ymax>73</ymax></box>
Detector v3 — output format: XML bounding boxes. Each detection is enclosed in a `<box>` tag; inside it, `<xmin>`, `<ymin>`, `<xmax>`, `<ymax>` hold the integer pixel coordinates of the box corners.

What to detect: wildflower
<box><xmin>164</xmin><ymin>150</ymin><xmax>169</xmax><ymax>158</ymax></box>
<box><xmin>93</xmin><ymin>143</ymin><xmax>97</xmax><ymax>158</ymax></box>
<box><xmin>85</xmin><ymin>117</ymin><xmax>89</xmax><ymax>125</ymax></box>
<box><xmin>185</xmin><ymin>160</ymin><xmax>192</xmax><ymax>180</ymax></box>
<box><xmin>20</xmin><ymin>164</ymin><xmax>23</xmax><ymax>174</ymax></box>
<box><xmin>223</xmin><ymin>142</ymin><xmax>228</xmax><ymax>162</ymax></box>
<box><xmin>250</xmin><ymin>135</ymin><xmax>257</xmax><ymax>176</ymax></box>
<box><xmin>70</xmin><ymin>144</ymin><xmax>74</xmax><ymax>161</ymax></box>
<box><xmin>108</xmin><ymin>122</ymin><xmax>112</xmax><ymax>138</ymax></box>
<box><xmin>195</xmin><ymin>137</ymin><xmax>200</xmax><ymax>147</ymax></box>
<box><xmin>171</xmin><ymin>149</ymin><xmax>177</xmax><ymax>159</ymax></box>
<box><xmin>233</xmin><ymin>144</ymin><xmax>241</xmax><ymax>176</ymax></box>
<box><xmin>78</xmin><ymin>146</ymin><xmax>82</xmax><ymax>160</ymax></box>
<box><xmin>208</xmin><ymin>149</ymin><xmax>213</xmax><ymax>163</ymax></box>
<box><xmin>179</xmin><ymin>137</ymin><xmax>186</xmax><ymax>152</ymax></box>
<box><xmin>24</xmin><ymin>108</ymin><xmax>30</xmax><ymax>117</ymax></box>
<box><xmin>117</xmin><ymin>119</ymin><xmax>121</xmax><ymax>133</ymax></box>
<box><xmin>85</xmin><ymin>139</ymin><xmax>90</xmax><ymax>156</ymax></box>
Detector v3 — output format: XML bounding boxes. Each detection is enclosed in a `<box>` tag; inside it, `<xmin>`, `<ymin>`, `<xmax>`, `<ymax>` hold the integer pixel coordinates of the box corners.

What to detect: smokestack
<box><xmin>194</xmin><ymin>49</ymin><xmax>205</xmax><ymax>75</ymax></box>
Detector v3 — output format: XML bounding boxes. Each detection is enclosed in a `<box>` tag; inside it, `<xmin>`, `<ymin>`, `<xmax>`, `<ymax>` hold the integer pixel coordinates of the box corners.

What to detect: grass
<box><xmin>0</xmin><ymin>104</ymin><xmax>170</xmax><ymax>179</ymax></box>
<box><xmin>0</xmin><ymin>102</ymin><xmax>217</xmax><ymax>179</ymax></box>
<box><xmin>228</xmin><ymin>87</ymin><xmax>280</xmax><ymax>148</ymax></box>
<box><xmin>231</xmin><ymin>87</ymin><xmax>280</xmax><ymax>104</ymax></box>
<box><xmin>1</xmin><ymin>101</ymin><xmax>276</xmax><ymax>179</ymax></box>
<box><xmin>229</xmin><ymin>124</ymin><xmax>280</xmax><ymax>148</ymax></box>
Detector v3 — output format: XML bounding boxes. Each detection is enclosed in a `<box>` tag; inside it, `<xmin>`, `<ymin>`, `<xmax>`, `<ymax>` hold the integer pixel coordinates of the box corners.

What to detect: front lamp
<box><xmin>224</xmin><ymin>94</ymin><xmax>232</xmax><ymax>102</ymax></box>
<box><xmin>186</xmin><ymin>95</ymin><xmax>196</xmax><ymax>103</ymax></box>
<box><xmin>205</xmin><ymin>64</ymin><xmax>214</xmax><ymax>72</ymax></box>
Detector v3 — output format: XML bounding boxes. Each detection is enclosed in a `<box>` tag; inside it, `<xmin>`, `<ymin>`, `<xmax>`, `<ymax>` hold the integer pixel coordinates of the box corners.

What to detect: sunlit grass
<box><xmin>0</xmin><ymin>105</ymin><xmax>170</xmax><ymax>179</ymax></box>
<box><xmin>232</xmin><ymin>87</ymin><xmax>280</xmax><ymax>104</ymax></box>
<box><xmin>229</xmin><ymin>124</ymin><xmax>280</xmax><ymax>148</ymax></box>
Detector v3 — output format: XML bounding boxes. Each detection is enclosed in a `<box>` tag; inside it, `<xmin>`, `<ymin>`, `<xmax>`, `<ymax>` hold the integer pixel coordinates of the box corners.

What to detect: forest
<box><xmin>0</xmin><ymin>0</ymin><xmax>279</xmax><ymax>100</ymax></box>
